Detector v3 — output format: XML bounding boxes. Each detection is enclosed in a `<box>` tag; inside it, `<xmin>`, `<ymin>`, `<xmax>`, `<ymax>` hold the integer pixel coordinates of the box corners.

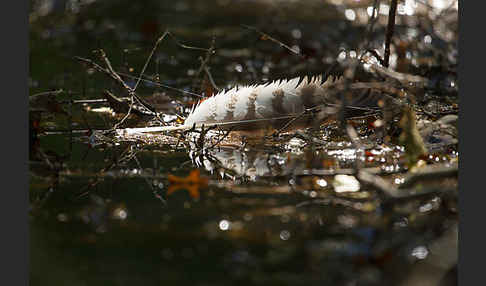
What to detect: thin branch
<box><xmin>383</xmin><ymin>0</ymin><xmax>398</xmax><ymax>68</ymax></box>
<box><xmin>133</xmin><ymin>30</ymin><xmax>170</xmax><ymax>92</ymax></box>
<box><xmin>357</xmin><ymin>168</ymin><xmax>457</xmax><ymax>201</ymax></box>
<box><xmin>113</xmin><ymin>94</ymin><xmax>134</xmax><ymax>129</ymax></box>
<box><xmin>241</xmin><ymin>24</ymin><xmax>303</xmax><ymax>58</ymax></box>
<box><xmin>204</xmin><ymin>128</ymin><xmax>234</xmax><ymax>150</ymax></box>
<box><xmin>203</xmin><ymin>66</ymin><xmax>221</xmax><ymax>91</ymax></box>
<box><xmin>166</xmin><ymin>31</ymin><xmax>213</xmax><ymax>52</ymax></box>
<box><xmin>271</xmin><ymin>107</ymin><xmax>318</xmax><ymax>137</ymax></box>
<box><xmin>30</xmin><ymin>89</ymin><xmax>64</xmax><ymax>98</ymax></box>
<box><xmin>76</xmin><ymin>51</ymin><xmax>158</xmax><ymax>128</ymax></box>
<box><xmin>132</xmin><ymin>154</ymin><xmax>167</xmax><ymax>206</ymax></box>
<box><xmin>94</xmin><ymin>49</ymin><xmax>134</xmax><ymax>93</ymax></box>
<box><xmin>194</xmin><ymin>35</ymin><xmax>216</xmax><ymax>82</ymax></box>
<box><xmin>361</xmin><ymin>0</ymin><xmax>381</xmax><ymax>51</ymax></box>
<box><xmin>399</xmin><ymin>162</ymin><xmax>458</xmax><ymax>189</ymax></box>
<box><xmin>114</xmin><ymin>71</ymin><xmax>206</xmax><ymax>98</ymax></box>
<box><xmin>360</xmin><ymin>56</ymin><xmax>430</xmax><ymax>85</ymax></box>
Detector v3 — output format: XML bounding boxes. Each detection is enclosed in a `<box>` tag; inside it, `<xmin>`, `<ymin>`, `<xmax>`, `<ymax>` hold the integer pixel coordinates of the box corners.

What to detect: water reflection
<box><xmin>190</xmin><ymin>144</ymin><xmax>288</xmax><ymax>179</ymax></box>
<box><xmin>29</xmin><ymin>0</ymin><xmax>458</xmax><ymax>285</ymax></box>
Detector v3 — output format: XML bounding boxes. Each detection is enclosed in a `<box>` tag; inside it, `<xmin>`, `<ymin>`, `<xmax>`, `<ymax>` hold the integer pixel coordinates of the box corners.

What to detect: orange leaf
<box><xmin>167</xmin><ymin>170</ymin><xmax>208</xmax><ymax>199</ymax></box>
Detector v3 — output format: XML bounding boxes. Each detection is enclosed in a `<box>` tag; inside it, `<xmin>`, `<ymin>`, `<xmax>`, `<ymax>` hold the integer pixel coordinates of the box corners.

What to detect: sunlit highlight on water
<box><xmin>316</xmin><ymin>179</ymin><xmax>328</xmax><ymax>188</ymax></box>
<box><xmin>328</xmin><ymin>148</ymin><xmax>357</xmax><ymax>161</ymax></box>
<box><xmin>379</xmin><ymin>4</ymin><xmax>390</xmax><ymax>15</ymax></box>
<box><xmin>219</xmin><ymin>219</ymin><xmax>230</xmax><ymax>231</ymax></box>
<box><xmin>345</xmin><ymin>9</ymin><xmax>356</xmax><ymax>21</ymax></box>
<box><xmin>291</xmin><ymin>29</ymin><xmax>302</xmax><ymax>39</ymax></box>
<box><xmin>411</xmin><ymin>245</ymin><xmax>429</xmax><ymax>260</ymax></box>
<box><xmin>419</xmin><ymin>203</ymin><xmax>433</xmax><ymax>213</ymax></box>
<box><xmin>333</xmin><ymin>175</ymin><xmax>360</xmax><ymax>193</ymax></box>
<box><xmin>366</xmin><ymin>6</ymin><xmax>376</xmax><ymax>17</ymax></box>
<box><xmin>394</xmin><ymin>177</ymin><xmax>405</xmax><ymax>185</ymax></box>
<box><xmin>280</xmin><ymin>230</ymin><xmax>291</xmax><ymax>241</ymax></box>
<box><xmin>337</xmin><ymin>51</ymin><xmax>347</xmax><ymax>62</ymax></box>
<box><xmin>57</xmin><ymin>213</ymin><xmax>68</xmax><ymax>222</ymax></box>
<box><xmin>398</xmin><ymin>0</ymin><xmax>417</xmax><ymax>16</ymax></box>
<box><xmin>113</xmin><ymin>208</ymin><xmax>128</xmax><ymax>220</ymax></box>
<box><xmin>286</xmin><ymin>138</ymin><xmax>306</xmax><ymax>154</ymax></box>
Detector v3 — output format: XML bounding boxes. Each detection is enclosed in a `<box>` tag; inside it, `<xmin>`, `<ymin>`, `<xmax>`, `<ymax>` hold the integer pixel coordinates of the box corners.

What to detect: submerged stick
<box><xmin>115</xmin><ymin>115</ymin><xmax>303</xmax><ymax>135</ymax></box>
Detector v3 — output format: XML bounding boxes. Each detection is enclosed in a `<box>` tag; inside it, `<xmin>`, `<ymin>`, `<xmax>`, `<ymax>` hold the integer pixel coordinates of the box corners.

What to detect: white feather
<box><xmin>184</xmin><ymin>75</ymin><xmax>344</xmax><ymax>130</ymax></box>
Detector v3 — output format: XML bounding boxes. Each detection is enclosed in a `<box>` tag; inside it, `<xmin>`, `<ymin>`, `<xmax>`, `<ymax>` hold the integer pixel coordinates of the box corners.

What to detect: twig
<box><xmin>113</xmin><ymin>94</ymin><xmax>134</xmax><ymax>129</ymax></box>
<box><xmin>383</xmin><ymin>0</ymin><xmax>398</xmax><ymax>68</ymax></box>
<box><xmin>77</xmin><ymin>51</ymin><xmax>158</xmax><ymax>128</ymax></box>
<box><xmin>30</xmin><ymin>89</ymin><xmax>64</xmax><ymax>98</ymax></box>
<box><xmin>133</xmin><ymin>30</ymin><xmax>170</xmax><ymax>92</ymax></box>
<box><xmin>94</xmin><ymin>49</ymin><xmax>134</xmax><ymax>92</ymax></box>
<box><xmin>115</xmin><ymin>115</ymin><xmax>302</xmax><ymax>135</ymax></box>
<box><xmin>360</xmin><ymin>0</ymin><xmax>381</xmax><ymax>54</ymax></box>
<box><xmin>271</xmin><ymin>107</ymin><xmax>318</xmax><ymax>137</ymax></box>
<box><xmin>360</xmin><ymin>56</ymin><xmax>430</xmax><ymax>85</ymax></box>
<box><xmin>69</xmin><ymin>99</ymin><xmax>111</xmax><ymax>104</ymax></box>
<box><xmin>166</xmin><ymin>31</ymin><xmax>212</xmax><ymax>52</ymax></box>
<box><xmin>399</xmin><ymin>162</ymin><xmax>458</xmax><ymax>189</ymax></box>
<box><xmin>357</xmin><ymin>168</ymin><xmax>457</xmax><ymax>201</ymax></box>
<box><xmin>97</xmin><ymin>48</ymin><xmax>159</xmax><ymax>117</ymax></box>
<box><xmin>195</xmin><ymin>124</ymin><xmax>218</xmax><ymax>150</ymax></box>
<box><xmin>293</xmin><ymin>167</ymin><xmax>375</xmax><ymax>177</ymax></box>
<box><xmin>289</xmin><ymin>130</ymin><xmax>325</xmax><ymax>145</ymax></box>
<box><xmin>241</xmin><ymin>24</ymin><xmax>303</xmax><ymax>58</ymax></box>
<box><xmin>112</xmin><ymin>70</ymin><xmax>206</xmax><ymax>98</ymax></box>
<box><xmin>361</xmin><ymin>49</ymin><xmax>386</xmax><ymax>67</ymax></box>
<box><xmin>203</xmin><ymin>66</ymin><xmax>221</xmax><ymax>91</ymax></box>
<box><xmin>132</xmin><ymin>154</ymin><xmax>167</xmax><ymax>206</ymax></box>
<box><xmin>358</xmin><ymin>0</ymin><xmax>397</xmax><ymax>68</ymax></box>
<box><xmin>76</xmin><ymin>145</ymin><xmax>147</xmax><ymax>198</ymax></box>
<box><xmin>193</xmin><ymin>35</ymin><xmax>216</xmax><ymax>88</ymax></box>
<box><xmin>207</xmin><ymin>128</ymin><xmax>234</xmax><ymax>149</ymax></box>
<box><xmin>296</xmin><ymin>197</ymin><xmax>376</xmax><ymax>211</ymax></box>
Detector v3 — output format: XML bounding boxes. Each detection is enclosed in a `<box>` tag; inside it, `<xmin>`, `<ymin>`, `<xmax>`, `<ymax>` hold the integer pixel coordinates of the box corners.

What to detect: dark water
<box><xmin>29</xmin><ymin>1</ymin><xmax>458</xmax><ymax>285</ymax></box>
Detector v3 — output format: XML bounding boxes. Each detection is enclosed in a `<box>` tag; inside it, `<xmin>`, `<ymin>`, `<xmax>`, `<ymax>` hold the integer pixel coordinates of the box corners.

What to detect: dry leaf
<box><xmin>167</xmin><ymin>169</ymin><xmax>208</xmax><ymax>199</ymax></box>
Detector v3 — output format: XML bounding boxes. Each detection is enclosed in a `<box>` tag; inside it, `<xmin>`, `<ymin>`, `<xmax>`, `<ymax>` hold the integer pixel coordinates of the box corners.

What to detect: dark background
<box><xmin>26</xmin><ymin>1</ymin><xmax>465</xmax><ymax>286</ymax></box>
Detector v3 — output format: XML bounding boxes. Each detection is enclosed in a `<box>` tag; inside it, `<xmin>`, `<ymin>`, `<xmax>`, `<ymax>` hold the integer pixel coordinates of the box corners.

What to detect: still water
<box><xmin>30</xmin><ymin>1</ymin><xmax>458</xmax><ymax>285</ymax></box>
